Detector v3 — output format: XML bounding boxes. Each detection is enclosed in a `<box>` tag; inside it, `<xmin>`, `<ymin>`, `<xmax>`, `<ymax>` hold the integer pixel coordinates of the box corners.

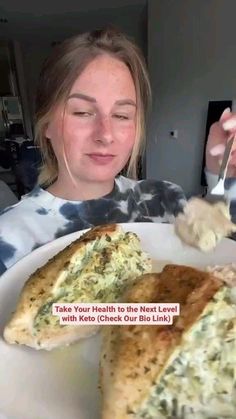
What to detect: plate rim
<box><xmin>1</xmin><ymin>222</ymin><xmax>236</xmax><ymax>419</ymax></box>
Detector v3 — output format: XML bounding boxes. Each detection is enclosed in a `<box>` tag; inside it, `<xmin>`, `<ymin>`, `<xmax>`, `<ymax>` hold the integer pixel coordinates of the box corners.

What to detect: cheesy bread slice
<box><xmin>100</xmin><ymin>265</ymin><xmax>236</xmax><ymax>418</ymax></box>
<box><xmin>3</xmin><ymin>224</ymin><xmax>151</xmax><ymax>350</ymax></box>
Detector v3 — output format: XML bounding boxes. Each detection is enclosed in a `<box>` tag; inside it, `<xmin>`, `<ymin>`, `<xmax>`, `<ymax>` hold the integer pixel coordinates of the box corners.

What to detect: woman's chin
<box><xmin>86</xmin><ymin>173</ymin><xmax>117</xmax><ymax>183</ymax></box>
<box><xmin>80</xmin><ymin>167</ymin><xmax>122</xmax><ymax>183</ymax></box>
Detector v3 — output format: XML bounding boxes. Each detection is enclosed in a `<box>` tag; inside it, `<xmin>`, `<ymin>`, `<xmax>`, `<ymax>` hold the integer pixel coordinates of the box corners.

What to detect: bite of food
<box><xmin>175</xmin><ymin>197</ymin><xmax>236</xmax><ymax>252</ymax></box>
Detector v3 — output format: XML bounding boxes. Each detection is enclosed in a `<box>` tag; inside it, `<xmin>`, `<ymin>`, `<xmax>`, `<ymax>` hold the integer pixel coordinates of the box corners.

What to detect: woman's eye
<box><xmin>73</xmin><ymin>111</ymin><xmax>94</xmax><ymax>117</ymax></box>
<box><xmin>113</xmin><ymin>114</ymin><xmax>129</xmax><ymax>120</ymax></box>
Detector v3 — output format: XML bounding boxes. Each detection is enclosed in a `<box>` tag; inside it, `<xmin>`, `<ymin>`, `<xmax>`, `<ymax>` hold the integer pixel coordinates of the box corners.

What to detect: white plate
<box><xmin>0</xmin><ymin>223</ymin><xmax>236</xmax><ymax>419</ymax></box>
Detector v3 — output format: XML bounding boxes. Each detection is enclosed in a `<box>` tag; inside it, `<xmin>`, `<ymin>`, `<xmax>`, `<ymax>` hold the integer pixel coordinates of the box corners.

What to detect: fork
<box><xmin>210</xmin><ymin>134</ymin><xmax>236</xmax><ymax>196</ymax></box>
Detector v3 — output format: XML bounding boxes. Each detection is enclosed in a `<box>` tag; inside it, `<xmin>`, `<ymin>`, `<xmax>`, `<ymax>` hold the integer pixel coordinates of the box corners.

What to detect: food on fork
<box><xmin>3</xmin><ymin>224</ymin><xmax>151</xmax><ymax>350</ymax></box>
<box><xmin>206</xmin><ymin>263</ymin><xmax>236</xmax><ymax>288</ymax></box>
<box><xmin>100</xmin><ymin>265</ymin><xmax>236</xmax><ymax>418</ymax></box>
<box><xmin>175</xmin><ymin>197</ymin><xmax>236</xmax><ymax>251</ymax></box>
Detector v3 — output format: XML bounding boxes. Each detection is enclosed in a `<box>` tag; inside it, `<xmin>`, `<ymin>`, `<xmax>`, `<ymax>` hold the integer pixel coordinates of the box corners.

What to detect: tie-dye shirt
<box><xmin>0</xmin><ymin>176</ymin><xmax>186</xmax><ymax>275</ymax></box>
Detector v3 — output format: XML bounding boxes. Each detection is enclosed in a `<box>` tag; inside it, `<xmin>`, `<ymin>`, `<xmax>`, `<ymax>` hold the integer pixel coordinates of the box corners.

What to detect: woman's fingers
<box><xmin>228</xmin><ymin>149</ymin><xmax>236</xmax><ymax>167</ymax></box>
<box><xmin>205</xmin><ymin>109</ymin><xmax>236</xmax><ymax>173</ymax></box>
<box><xmin>209</xmin><ymin>143</ymin><xmax>225</xmax><ymax>156</ymax></box>
<box><xmin>208</xmin><ymin>109</ymin><xmax>236</xmax><ymax>160</ymax></box>
<box><xmin>219</xmin><ymin>107</ymin><xmax>231</xmax><ymax>123</ymax></box>
<box><xmin>221</xmin><ymin>112</ymin><xmax>236</xmax><ymax>133</ymax></box>
<box><xmin>207</xmin><ymin>120</ymin><xmax>228</xmax><ymax>155</ymax></box>
<box><xmin>210</xmin><ymin>139</ymin><xmax>236</xmax><ymax>163</ymax></box>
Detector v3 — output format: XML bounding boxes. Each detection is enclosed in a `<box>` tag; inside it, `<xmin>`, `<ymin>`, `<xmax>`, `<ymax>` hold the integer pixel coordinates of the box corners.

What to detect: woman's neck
<box><xmin>46</xmin><ymin>176</ymin><xmax>115</xmax><ymax>201</ymax></box>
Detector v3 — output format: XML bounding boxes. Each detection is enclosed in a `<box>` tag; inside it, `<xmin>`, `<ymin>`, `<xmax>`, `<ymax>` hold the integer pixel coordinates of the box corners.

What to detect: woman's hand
<box><xmin>206</xmin><ymin>108</ymin><xmax>236</xmax><ymax>177</ymax></box>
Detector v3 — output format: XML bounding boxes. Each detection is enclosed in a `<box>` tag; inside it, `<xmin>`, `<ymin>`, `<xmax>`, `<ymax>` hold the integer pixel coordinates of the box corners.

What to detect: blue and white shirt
<box><xmin>0</xmin><ymin>176</ymin><xmax>186</xmax><ymax>275</ymax></box>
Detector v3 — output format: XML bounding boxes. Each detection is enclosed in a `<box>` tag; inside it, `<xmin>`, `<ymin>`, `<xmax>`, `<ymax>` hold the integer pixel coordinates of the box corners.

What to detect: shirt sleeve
<box><xmin>205</xmin><ymin>170</ymin><xmax>218</xmax><ymax>194</ymax></box>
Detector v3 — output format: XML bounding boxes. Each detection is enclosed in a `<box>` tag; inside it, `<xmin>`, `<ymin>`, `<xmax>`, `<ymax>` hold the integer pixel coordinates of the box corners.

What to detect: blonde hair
<box><xmin>35</xmin><ymin>27</ymin><xmax>151</xmax><ymax>186</ymax></box>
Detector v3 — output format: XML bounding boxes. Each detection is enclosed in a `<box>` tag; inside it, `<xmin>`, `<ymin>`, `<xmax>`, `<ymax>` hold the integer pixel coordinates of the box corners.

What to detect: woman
<box><xmin>0</xmin><ymin>28</ymin><xmax>233</xmax><ymax>274</ymax></box>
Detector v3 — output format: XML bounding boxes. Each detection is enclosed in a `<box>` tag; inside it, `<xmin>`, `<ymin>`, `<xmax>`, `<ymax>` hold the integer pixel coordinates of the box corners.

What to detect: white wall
<box><xmin>147</xmin><ymin>0</ymin><xmax>236</xmax><ymax>197</ymax></box>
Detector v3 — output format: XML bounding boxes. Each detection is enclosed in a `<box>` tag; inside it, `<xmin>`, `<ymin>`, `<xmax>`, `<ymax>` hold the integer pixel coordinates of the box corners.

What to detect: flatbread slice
<box><xmin>100</xmin><ymin>265</ymin><xmax>236</xmax><ymax>418</ymax></box>
<box><xmin>4</xmin><ymin>224</ymin><xmax>151</xmax><ymax>350</ymax></box>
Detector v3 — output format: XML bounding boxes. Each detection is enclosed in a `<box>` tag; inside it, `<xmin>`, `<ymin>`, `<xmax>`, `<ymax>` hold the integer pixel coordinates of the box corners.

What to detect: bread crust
<box><xmin>100</xmin><ymin>265</ymin><xmax>222</xmax><ymax>418</ymax></box>
<box><xmin>3</xmin><ymin>224</ymin><xmax>122</xmax><ymax>350</ymax></box>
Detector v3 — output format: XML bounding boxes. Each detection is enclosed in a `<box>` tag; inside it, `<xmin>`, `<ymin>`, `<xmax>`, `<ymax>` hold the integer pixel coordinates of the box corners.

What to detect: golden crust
<box><xmin>3</xmin><ymin>223</ymin><xmax>122</xmax><ymax>349</ymax></box>
<box><xmin>7</xmin><ymin>223</ymin><xmax>121</xmax><ymax>317</ymax></box>
<box><xmin>3</xmin><ymin>322</ymin><xmax>99</xmax><ymax>350</ymax></box>
<box><xmin>100</xmin><ymin>265</ymin><xmax>222</xmax><ymax>418</ymax></box>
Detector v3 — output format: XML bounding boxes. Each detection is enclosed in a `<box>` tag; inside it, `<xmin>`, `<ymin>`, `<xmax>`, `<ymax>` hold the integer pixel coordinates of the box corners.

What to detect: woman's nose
<box><xmin>95</xmin><ymin>114</ymin><xmax>114</xmax><ymax>144</ymax></box>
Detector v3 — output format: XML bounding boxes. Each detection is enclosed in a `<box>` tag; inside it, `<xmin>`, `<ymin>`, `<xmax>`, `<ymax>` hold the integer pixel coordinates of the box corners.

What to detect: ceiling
<box><xmin>0</xmin><ymin>0</ymin><xmax>147</xmax><ymax>43</ymax></box>
<box><xmin>1</xmin><ymin>0</ymin><xmax>146</xmax><ymax>14</ymax></box>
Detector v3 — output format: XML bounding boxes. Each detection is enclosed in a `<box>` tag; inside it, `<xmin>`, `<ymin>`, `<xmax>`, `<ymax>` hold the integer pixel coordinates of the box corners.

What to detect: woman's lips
<box><xmin>86</xmin><ymin>153</ymin><xmax>115</xmax><ymax>164</ymax></box>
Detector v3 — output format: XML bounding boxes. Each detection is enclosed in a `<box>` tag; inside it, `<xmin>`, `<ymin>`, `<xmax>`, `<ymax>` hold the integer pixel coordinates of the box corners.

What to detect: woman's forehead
<box><xmin>69</xmin><ymin>54</ymin><xmax>136</xmax><ymax>101</ymax></box>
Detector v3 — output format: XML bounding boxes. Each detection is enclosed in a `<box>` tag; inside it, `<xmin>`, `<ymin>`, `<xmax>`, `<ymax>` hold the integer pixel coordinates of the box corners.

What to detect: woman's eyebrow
<box><xmin>68</xmin><ymin>93</ymin><xmax>96</xmax><ymax>102</ymax></box>
<box><xmin>115</xmin><ymin>99</ymin><xmax>136</xmax><ymax>107</ymax></box>
<box><xmin>68</xmin><ymin>93</ymin><xmax>136</xmax><ymax>107</ymax></box>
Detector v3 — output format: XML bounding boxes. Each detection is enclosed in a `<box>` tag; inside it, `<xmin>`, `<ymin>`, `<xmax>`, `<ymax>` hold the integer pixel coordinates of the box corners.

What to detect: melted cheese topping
<box><xmin>34</xmin><ymin>232</ymin><xmax>151</xmax><ymax>331</ymax></box>
<box><xmin>138</xmin><ymin>286</ymin><xmax>236</xmax><ymax>418</ymax></box>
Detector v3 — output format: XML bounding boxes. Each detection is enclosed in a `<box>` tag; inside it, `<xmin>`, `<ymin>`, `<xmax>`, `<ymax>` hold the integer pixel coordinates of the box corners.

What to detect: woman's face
<box><xmin>45</xmin><ymin>54</ymin><xmax>137</xmax><ymax>185</ymax></box>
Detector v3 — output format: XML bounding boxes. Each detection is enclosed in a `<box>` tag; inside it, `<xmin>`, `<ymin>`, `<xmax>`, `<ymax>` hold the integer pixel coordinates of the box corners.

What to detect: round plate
<box><xmin>0</xmin><ymin>223</ymin><xmax>236</xmax><ymax>419</ymax></box>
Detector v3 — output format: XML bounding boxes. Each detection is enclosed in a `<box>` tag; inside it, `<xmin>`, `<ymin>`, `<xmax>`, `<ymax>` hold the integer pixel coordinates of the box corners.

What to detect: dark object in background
<box><xmin>3</xmin><ymin>139</ymin><xmax>42</xmax><ymax>196</ymax></box>
<box><xmin>16</xmin><ymin>141</ymin><xmax>42</xmax><ymax>193</ymax></box>
<box><xmin>0</xmin><ymin>144</ymin><xmax>12</xmax><ymax>169</ymax></box>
